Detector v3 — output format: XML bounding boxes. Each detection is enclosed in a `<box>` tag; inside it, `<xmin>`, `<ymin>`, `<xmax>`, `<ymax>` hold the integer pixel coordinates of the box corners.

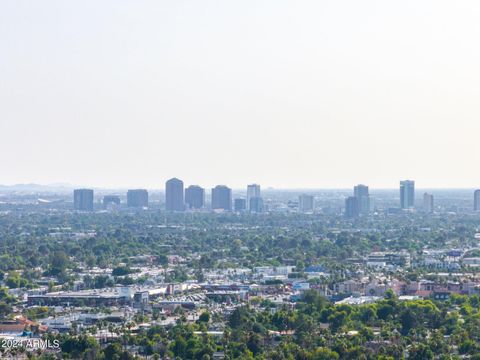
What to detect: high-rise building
<box><xmin>369</xmin><ymin>197</ymin><xmax>375</xmax><ymax>212</ymax></box>
<box><xmin>211</xmin><ymin>185</ymin><xmax>232</xmax><ymax>211</ymax></box>
<box><xmin>475</xmin><ymin>190</ymin><xmax>480</xmax><ymax>211</ymax></box>
<box><xmin>345</xmin><ymin>196</ymin><xmax>359</xmax><ymax>218</ymax></box>
<box><xmin>249</xmin><ymin>197</ymin><xmax>264</xmax><ymax>213</ymax></box>
<box><xmin>247</xmin><ymin>184</ymin><xmax>261</xmax><ymax>210</ymax></box>
<box><xmin>298</xmin><ymin>194</ymin><xmax>314</xmax><ymax>213</ymax></box>
<box><xmin>185</xmin><ymin>185</ymin><xmax>205</xmax><ymax>209</ymax></box>
<box><xmin>234</xmin><ymin>198</ymin><xmax>247</xmax><ymax>212</ymax></box>
<box><xmin>354</xmin><ymin>184</ymin><xmax>370</xmax><ymax>214</ymax></box>
<box><xmin>127</xmin><ymin>189</ymin><xmax>149</xmax><ymax>208</ymax></box>
<box><xmin>74</xmin><ymin>189</ymin><xmax>94</xmax><ymax>211</ymax></box>
<box><xmin>400</xmin><ymin>180</ymin><xmax>415</xmax><ymax>209</ymax></box>
<box><xmin>423</xmin><ymin>193</ymin><xmax>434</xmax><ymax>213</ymax></box>
<box><xmin>103</xmin><ymin>195</ymin><xmax>120</xmax><ymax>209</ymax></box>
<box><xmin>165</xmin><ymin>178</ymin><xmax>184</xmax><ymax>211</ymax></box>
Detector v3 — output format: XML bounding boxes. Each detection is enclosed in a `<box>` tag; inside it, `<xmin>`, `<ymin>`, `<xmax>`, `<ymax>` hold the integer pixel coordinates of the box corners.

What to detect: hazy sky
<box><xmin>1</xmin><ymin>1</ymin><xmax>480</xmax><ymax>189</ymax></box>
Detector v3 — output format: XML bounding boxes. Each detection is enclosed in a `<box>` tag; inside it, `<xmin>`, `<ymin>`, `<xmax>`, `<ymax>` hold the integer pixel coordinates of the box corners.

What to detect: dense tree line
<box><xmin>19</xmin><ymin>291</ymin><xmax>480</xmax><ymax>359</ymax></box>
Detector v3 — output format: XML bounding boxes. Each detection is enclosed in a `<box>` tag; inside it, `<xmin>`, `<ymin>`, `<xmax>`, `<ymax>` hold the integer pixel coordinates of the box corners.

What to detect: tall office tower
<box><xmin>185</xmin><ymin>185</ymin><xmax>205</xmax><ymax>209</ymax></box>
<box><xmin>103</xmin><ymin>195</ymin><xmax>120</xmax><ymax>209</ymax></box>
<box><xmin>127</xmin><ymin>189</ymin><xmax>149</xmax><ymax>208</ymax></box>
<box><xmin>165</xmin><ymin>178</ymin><xmax>184</xmax><ymax>211</ymax></box>
<box><xmin>298</xmin><ymin>194</ymin><xmax>314</xmax><ymax>213</ymax></box>
<box><xmin>249</xmin><ymin>197</ymin><xmax>264</xmax><ymax>213</ymax></box>
<box><xmin>247</xmin><ymin>184</ymin><xmax>261</xmax><ymax>210</ymax></box>
<box><xmin>234</xmin><ymin>198</ymin><xmax>247</xmax><ymax>212</ymax></box>
<box><xmin>345</xmin><ymin>196</ymin><xmax>359</xmax><ymax>218</ymax></box>
<box><xmin>354</xmin><ymin>184</ymin><xmax>370</xmax><ymax>214</ymax></box>
<box><xmin>400</xmin><ymin>180</ymin><xmax>415</xmax><ymax>209</ymax></box>
<box><xmin>475</xmin><ymin>190</ymin><xmax>480</xmax><ymax>211</ymax></box>
<box><xmin>211</xmin><ymin>185</ymin><xmax>232</xmax><ymax>211</ymax></box>
<box><xmin>74</xmin><ymin>189</ymin><xmax>94</xmax><ymax>211</ymax></box>
<box><xmin>423</xmin><ymin>193</ymin><xmax>434</xmax><ymax>213</ymax></box>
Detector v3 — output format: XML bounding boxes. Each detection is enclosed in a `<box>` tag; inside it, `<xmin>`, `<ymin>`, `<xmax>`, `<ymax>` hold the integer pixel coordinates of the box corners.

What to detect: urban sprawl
<box><xmin>1</xmin><ymin>180</ymin><xmax>480</xmax><ymax>359</ymax></box>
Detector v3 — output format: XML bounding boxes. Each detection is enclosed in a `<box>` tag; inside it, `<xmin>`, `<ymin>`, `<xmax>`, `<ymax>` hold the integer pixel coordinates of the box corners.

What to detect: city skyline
<box><xmin>68</xmin><ymin>181</ymin><xmax>480</xmax><ymax>213</ymax></box>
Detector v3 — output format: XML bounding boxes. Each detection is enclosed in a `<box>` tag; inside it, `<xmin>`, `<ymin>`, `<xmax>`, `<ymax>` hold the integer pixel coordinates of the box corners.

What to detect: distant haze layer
<box><xmin>1</xmin><ymin>1</ymin><xmax>480</xmax><ymax>188</ymax></box>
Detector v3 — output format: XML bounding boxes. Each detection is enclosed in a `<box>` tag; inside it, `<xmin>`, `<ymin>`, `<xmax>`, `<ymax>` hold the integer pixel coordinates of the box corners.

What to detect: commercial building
<box><xmin>247</xmin><ymin>184</ymin><xmax>261</xmax><ymax>210</ymax></box>
<box><xmin>345</xmin><ymin>196</ymin><xmax>359</xmax><ymax>218</ymax></box>
<box><xmin>367</xmin><ymin>252</ymin><xmax>411</xmax><ymax>268</ymax></box>
<box><xmin>249</xmin><ymin>197</ymin><xmax>264</xmax><ymax>213</ymax></box>
<box><xmin>400</xmin><ymin>180</ymin><xmax>415</xmax><ymax>209</ymax></box>
<box><xmin>298</xmin><ymin>194</ymin><xmax>314</xmax><ymax>213</ymax></box>
<box><xmin>28</xmin><ymin>287</ymin><xmax>132</xmax><ymax>307</ymax></box>
<box><xmin>475</xmin><ymin>190</ymin><xmax>480</xmax><ymax>211</ymax></box>
<box><xmin>423</xmin><ymin>193</ymin><xmax>434</xmax><ymax>213</ymax></box>
<box><xmin>354</xmin><ymin>184</ymin><xmax>370</xmax><ymax>214</ymax></box>
<box><xmin>103</xmin><ymin>195</ymin><xmax>120</xmax><ymax>209</ymax></box>
<box><xmin>211</xmin><ymin>185</ymin><xmax>232</xmax><ymax>211</ymax></box>
<box><xmin>27</xmin><ymin>286</ymin><xmax>169</xmax><ymax>307</ymax></box>
<box><xmin>185</xmin><ymin>185</ymin><xmax>205</xmax><ymax>209</ymax></box>
<box><xmin>165</xmin><ymin>178</ymin><xmax>184</xmax><ymax>211</ymax></box>
<box><xmin>127</xmin><ymin>189</ymin><xmax>149</xmax><ymax>208</ymax></box>
<box><xmin>234</xmin><ymin>198</ymin><xmax>246</xmax><ymax>212</ymax></box>
<box><xmin>73</xmin><ymin>189</ymin><xmax>94</xmax><ymax>211</ymax></box>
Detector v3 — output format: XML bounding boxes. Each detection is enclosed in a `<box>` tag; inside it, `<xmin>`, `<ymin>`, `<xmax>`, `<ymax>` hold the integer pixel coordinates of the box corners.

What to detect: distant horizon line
<box><xmin>1</xmin><ymin>182</ymin><xmax>479</xmax><ymax>192</ymax></box>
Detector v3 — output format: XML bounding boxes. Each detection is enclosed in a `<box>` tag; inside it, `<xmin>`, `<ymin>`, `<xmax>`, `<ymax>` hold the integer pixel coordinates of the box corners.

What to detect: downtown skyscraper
<box><xmin>212</xmin><ymin>185</ymin><xmax>232</xmax><ymax>211</ymax></box>
<box><xmin>127</xmin><ymin>189</ymin><xmax>149</xmax><ymax>208</ymax></box>
<box><xmin>400</xmin><ymin>180</ymin><xmax>415</xmax><ymax>209</ymax></box>
<box><xmin>353</xmin><ymin>184</ymin><xmax>370</xmax><ymax>214</ymax></box>
<box><xmin>475</xmin><ymin>190</ymin><xmax>480</xmax><ymax>211</ymax></box>
<box><xmin>247</xmin><ymin>184</ymin><xmax>261</xmax><ymax>211</ymax></box>
<box><xmin>345</xmin><ymin>196</ymin><xmax>359</xmax><ymax>218</ymax></box>
<box><xmin>185</xmin><ymin>185</ymin><xmax>205</xmax><ymax>210</ymax></box>
<box><xmin>74</xmin><ymin>189</ymin><xmax>94</xmax><ymax>211</ymax></box>
<box><xmin>165</xmin><ymin>178</ymin><xmax>184</xmax><ymax>211</ymax></box>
